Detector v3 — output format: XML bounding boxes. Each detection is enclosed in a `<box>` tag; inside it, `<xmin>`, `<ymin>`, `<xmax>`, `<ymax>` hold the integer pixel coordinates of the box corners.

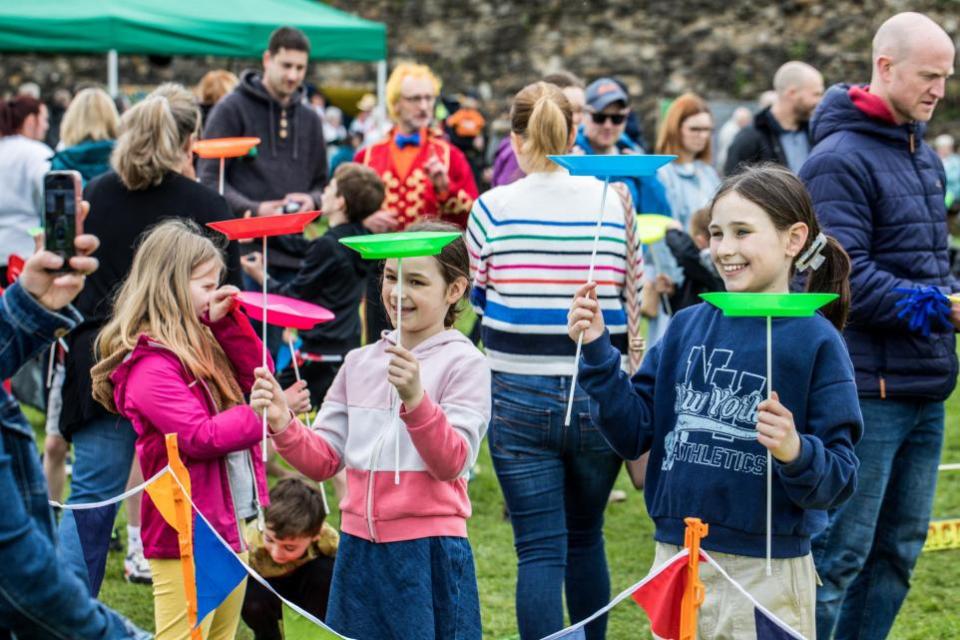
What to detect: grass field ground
<box><xmin>27</xmin><ymin>309</ymin><xmax>959</xmax><ymax>638</ymax></box>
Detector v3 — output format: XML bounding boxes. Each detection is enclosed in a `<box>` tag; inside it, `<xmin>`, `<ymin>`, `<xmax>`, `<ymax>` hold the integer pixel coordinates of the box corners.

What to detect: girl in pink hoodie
<box><xmin>251</xmin><ymin>221</ymin><xmax>491</xmax><ymax>639</ymax></box>
<box><xmin>92</xmin><ymin>220</ymin><xmax>270</xmax><ymax>640</ymax></box>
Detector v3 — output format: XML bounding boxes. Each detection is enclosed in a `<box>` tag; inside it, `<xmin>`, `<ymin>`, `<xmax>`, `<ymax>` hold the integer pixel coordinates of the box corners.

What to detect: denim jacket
<box><xmin>0</xmin><ymin>282</ymin><xmax>147</xmax><ymax>639</ymax></box>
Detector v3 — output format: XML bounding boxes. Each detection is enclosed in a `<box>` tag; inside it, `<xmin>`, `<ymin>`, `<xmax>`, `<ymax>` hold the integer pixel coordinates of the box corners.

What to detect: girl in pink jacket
<box><xmin>92</xmin><ymin>220</ymin><xmax>269</xmax><ymax>640</ymax></box>
<box><xmin>251</xmin><ymin>221</ymin><xmax>491</xmax><ymax>639</ymax></box>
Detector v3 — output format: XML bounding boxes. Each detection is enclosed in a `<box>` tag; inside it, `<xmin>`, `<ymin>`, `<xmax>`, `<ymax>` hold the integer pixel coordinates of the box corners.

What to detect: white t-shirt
<box><xmin>0</xmin><ymin>135</ymin><xmax>52</xmax><ymax>266</ymax></box>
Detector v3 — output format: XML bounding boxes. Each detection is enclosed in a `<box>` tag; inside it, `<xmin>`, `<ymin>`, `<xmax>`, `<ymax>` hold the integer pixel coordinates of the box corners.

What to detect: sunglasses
<box><xmin>591</xmin><ymin>112</ymin><xmax>627</xmax><ymax>125</ymax></box>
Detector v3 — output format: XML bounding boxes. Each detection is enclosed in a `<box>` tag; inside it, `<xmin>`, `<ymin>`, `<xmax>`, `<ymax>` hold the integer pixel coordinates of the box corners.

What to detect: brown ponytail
<box><xmin>708</xmin><ymin>164</ymin><xmax>851</xmax><ymax>330</ymax></box>
<box><xmin>0</xmin><ymin>96</ymin><xmax>43</xmax><ymax>136</ymax></box>
<box><xmin>805</xmin><ymin>235</ymin><xmax>851</xmax><ymax>330</ymax></box>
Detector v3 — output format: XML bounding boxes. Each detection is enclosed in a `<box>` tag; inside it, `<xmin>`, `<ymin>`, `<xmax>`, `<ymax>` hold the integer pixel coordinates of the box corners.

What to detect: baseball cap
<box><xmin>585</xmin><ymin>78</ymin><xmax>630</xmax><ymax>112</ymax></box>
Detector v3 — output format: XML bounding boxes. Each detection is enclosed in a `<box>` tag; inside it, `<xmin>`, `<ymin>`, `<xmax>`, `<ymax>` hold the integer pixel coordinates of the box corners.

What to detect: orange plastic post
<box><xmin>165</xmin><ymin>434</ymin><xmax>203</xmax><ymax>640</ymax></box>
<box><xmin>679</xmin><ymin>517</ymin><xmax>709</xmax><ymax>640</ymax></box>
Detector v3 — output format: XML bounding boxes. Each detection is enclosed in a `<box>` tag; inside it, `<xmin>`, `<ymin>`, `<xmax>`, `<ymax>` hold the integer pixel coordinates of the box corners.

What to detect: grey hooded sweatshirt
<box><xmin>198</xmin><ymin>70</ymin><xmax>327</xmax><ymax>270</ymax></box>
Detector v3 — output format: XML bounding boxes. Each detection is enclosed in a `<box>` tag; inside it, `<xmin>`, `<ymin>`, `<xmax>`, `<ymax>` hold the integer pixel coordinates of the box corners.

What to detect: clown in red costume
<box><xmin>356</xmin><ymin>63</ymin><xmax>477</xmax><ymax>230</ymax></box>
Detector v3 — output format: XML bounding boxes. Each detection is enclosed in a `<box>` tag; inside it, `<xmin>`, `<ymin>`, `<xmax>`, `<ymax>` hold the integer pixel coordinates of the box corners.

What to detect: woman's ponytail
<box><xmin>111</xmin><ymin>83</ymin><xmax>199</xmax><ymax>191</ymax></box>
<box><xmin>805</xmin><ymin>234</ymin><xmax>851</xmax><ymax>331</ymax></box>
<box><xmin>510</xmin><ymin>81</ymin><xmax>572</xmax><ymax>173</ymax></box>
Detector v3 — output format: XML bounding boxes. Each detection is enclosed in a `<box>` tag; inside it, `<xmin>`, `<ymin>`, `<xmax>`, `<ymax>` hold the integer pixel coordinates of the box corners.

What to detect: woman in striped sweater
<box><xmin>466</xmin><ymin>81</ymin><xmax>643</xmax><ymax>640</ymax></box>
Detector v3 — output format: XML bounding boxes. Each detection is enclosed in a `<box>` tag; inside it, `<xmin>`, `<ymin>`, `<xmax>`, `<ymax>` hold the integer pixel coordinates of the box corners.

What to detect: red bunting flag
<box><xmin>631</xmin><ymin>551</ymin><xmax>690</xmax><ymax>640</ymax></box>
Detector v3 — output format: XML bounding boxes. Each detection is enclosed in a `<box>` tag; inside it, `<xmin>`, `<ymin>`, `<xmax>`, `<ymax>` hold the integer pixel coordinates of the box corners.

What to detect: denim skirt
<box><xmin>326</xmin><ymin>532</ymin><xmax>481</xmax><ymax>640</ymax></box>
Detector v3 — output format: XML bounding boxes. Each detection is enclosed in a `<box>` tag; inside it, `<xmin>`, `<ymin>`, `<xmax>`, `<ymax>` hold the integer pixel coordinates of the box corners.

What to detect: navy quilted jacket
<box><xmin>800</xmin><ymin>84</ymin><xmax>959</xmax><ymax>401</ymax></box>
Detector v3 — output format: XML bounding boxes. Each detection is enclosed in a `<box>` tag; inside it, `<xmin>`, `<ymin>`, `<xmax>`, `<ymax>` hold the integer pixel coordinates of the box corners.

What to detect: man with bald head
<box><xmin>800</xmin><ymin>12</ymin><xmax>959</xmax><ymax>639</ymax></box>
<box><xmin>723</xmin><ymin>60</ymin><xmax>824</xmax><ymax>174</ymax></box>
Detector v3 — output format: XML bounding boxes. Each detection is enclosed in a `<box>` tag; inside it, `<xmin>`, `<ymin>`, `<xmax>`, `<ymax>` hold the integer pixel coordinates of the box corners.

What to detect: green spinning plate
<box><xmin>339</xmin><ymin>231</ymin><xmax>461</xmax><ymax>259</ymax></box>
<box><xmin>635</xmin><ymin>214</ymin><xmax>674</xmax><ymax>245</ymax></box>
<box><xmin>700</xmin><ymin>292</ymin><xmax>838</xmax><ymax>317</ymax></box>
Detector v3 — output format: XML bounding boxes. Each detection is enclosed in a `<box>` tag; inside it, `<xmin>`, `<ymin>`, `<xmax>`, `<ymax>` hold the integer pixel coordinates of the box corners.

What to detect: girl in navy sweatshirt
<box><xmin>568</xmin><ymin>164</ymin><xmax>862</xmax><ymax>638</ymax></box>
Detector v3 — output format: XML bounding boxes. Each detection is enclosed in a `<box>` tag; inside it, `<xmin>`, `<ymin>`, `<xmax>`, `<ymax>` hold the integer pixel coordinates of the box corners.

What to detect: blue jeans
<box><xmin>326</xmin><ymin>533</ymin><xmax>481</xmax><ymax>640</ymax></box>
<box><xmin>57</xmin><ymin>415</ymin><xmax>137</xmax><ymax>595</ymax></box>
<box><xmin>489</xmin><ymin>372</ymin><xmax>623</xmax><ymax>640</ymax></box>
<box><xmin>812</xmin><ymin>399</ymin><xmax>944</xmax><ymax>640</ymax></box>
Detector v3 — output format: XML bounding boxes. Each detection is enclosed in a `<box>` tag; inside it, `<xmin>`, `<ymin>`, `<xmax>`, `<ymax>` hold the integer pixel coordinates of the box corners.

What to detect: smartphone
<box><xmin>43</xmin><ymin>170</ymin><xmax>83</xmax><ymax>268</ymax></box>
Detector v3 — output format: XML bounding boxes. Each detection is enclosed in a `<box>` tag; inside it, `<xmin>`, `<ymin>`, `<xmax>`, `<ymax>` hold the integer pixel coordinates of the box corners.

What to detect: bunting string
<box><xmin>52</xmin><ymin>467</ymin><xmax>810</xmax><ymax>640</ymax></box>
<box><xmin>50</xmin><ymin>466</ymin><xmax>173</xmax><ymax>511</ymax></box>
<box><xmin>539</xmin><ymin>549</ymin><xmax>690</xmax><ymax>640</ymax></box>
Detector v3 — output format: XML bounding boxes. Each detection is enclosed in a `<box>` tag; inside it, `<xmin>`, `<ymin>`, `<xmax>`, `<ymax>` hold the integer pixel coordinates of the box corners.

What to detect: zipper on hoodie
<box><xmin>197</xmin><ymin>376</ymin><xmax>248</xmax><ymax>548</ymax></box>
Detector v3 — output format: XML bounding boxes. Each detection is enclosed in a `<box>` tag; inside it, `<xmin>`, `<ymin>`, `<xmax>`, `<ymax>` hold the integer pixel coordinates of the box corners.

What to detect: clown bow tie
<box><xmin>395</xmin><ymin>132</ymin><xmax>421</xmax><ymax>149</ymax></box>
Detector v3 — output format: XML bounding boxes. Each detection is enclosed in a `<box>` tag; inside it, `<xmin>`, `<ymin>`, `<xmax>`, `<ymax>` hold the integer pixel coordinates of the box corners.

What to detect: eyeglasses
<box><xmin>400</xmin><ymin>94</ymin><xmax>436</xmax><ymax>104</ymax></box>
<box><xmin>590</xmin><ymin>112</ymin><xmax>627</xmax><ymax>125</ymax></box>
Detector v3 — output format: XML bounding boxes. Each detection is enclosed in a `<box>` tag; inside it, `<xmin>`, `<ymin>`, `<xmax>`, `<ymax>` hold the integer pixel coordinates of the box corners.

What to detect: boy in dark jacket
<box><xmin>242</xmin><ymin>162</ymin><xmax>384</xmax><ymax>406</ymax></box>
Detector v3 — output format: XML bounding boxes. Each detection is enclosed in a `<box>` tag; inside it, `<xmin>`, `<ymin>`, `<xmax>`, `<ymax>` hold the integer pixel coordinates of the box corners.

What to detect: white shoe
<box><xmin>124</xmin><ymin>548</ymin><xmax>153</xmax><ymax>585</ymax></box>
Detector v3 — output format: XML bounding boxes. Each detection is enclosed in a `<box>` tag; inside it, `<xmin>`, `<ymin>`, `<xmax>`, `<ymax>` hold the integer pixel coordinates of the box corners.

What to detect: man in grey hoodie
<box><xmin>198</xmin><ymin>26</ymin><xmax>327</xmax><ymax>275</ymax></box>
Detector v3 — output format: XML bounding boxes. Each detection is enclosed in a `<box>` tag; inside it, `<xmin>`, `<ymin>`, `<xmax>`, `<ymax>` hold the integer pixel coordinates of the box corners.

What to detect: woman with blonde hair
<box><xmin>51</xmin><ymin>87</ymin><xmax>120</xmax><ymax>184</ymax></box>
<box><xmin>466</xmin><ymin>81</ymin><xmax>642</xmax><ymax>640</ymax></box>
<box><xmin>92</xmin><ymin>219</ymin><xmax>268</xmax><ymax>640</ymax></box>
<box><xmin>655</xmin><ymin>93</ymin><xmax>721</xmax><ymax>229</ymax></box>
<box><xmin>57</xmin><ymin>83</ymin><xmax>242</xmax><ymax>592</ymax></box>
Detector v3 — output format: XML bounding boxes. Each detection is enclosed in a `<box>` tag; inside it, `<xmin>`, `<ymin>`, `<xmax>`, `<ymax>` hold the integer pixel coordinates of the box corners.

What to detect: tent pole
<box><xmin>107</xmin><ymin>49</ymin><xmax>118</xmax><ymax>97</ymax></box>
<box><xmin>376</xmin><ymin>59</ymin><xmax>387</xmax><ymax>121</ymax></box>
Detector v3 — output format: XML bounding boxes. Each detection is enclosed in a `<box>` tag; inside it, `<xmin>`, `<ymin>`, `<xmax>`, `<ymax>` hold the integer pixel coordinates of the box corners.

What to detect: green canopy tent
<box><xmin>0</xmin><ymin>0</ymin><xmax>388</xmax><ymax>103</ymax></box>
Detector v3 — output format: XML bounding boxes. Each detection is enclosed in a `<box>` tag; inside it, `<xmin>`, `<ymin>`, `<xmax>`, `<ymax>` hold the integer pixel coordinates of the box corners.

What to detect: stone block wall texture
<box><xmin>2</xmin><ymin>0</ymin><xmax>960</xmax><ymax>133</ymax></box>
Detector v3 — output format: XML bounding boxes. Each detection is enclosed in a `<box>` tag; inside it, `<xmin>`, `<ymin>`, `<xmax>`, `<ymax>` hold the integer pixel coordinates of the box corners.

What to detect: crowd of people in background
<box><xmin>1</xmin><ymin>9</ymin><xmax>959</xmax><ymax>640</ymax></box>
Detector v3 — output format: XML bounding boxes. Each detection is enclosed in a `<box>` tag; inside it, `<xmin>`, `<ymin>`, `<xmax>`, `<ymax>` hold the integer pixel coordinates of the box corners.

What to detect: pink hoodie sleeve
<box><xmin>400</xmin><ymin>392</ymin><xmax>470</xmax><ymax>481</ymax></box>
<box><xmin>401</xmin><ymin>352</ymin><xmax>491</xmax><ymax>481</ymax></box>
<box><xmin>205</xmin><ymin>307</ymin><xmax>274</xmax><ymax>393</ymax></box>
<box><xmin>271</xmin><ymin>418</ymin><xmax>342</xmax><ymax>482</ymax></box>
<box><xmin>126</xmin><ymin>354</ymin><xmax>261</xmax><ymax>460</ymax></box>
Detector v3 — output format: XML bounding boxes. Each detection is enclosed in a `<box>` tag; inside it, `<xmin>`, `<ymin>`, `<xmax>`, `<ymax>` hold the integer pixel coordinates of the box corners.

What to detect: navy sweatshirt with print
<box><xmin>579</xmin><ymin>303</ymin><xmax>862</xmax><ymax>558</ymax></box>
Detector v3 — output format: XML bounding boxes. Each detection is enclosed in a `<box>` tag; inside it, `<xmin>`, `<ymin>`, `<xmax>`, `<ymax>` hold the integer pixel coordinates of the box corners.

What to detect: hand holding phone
<box><xmin>43</xmin><ymin>171</ymin><xmax>83</xmax><ymax>270</ymax></box>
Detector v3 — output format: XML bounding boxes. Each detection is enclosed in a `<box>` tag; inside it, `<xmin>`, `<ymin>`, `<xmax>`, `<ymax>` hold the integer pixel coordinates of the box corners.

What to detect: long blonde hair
<box><xmin>95</xmin><ymin>219</ymin><xmax>242</xmax><ymax>406</ymax></box>
<box><xmin>510</xmin><ymin>81</ymin><xmax>572</xmax><ymax>173</ymax></box>
<box><xmin>59</xmin><ymin>88</ymin><xmax>120</xmax><ymax>147</ymax></box>
<box><xmin>111</xmin><ymin>83</ymin><xmax>199</xmax><ymax>191</ymax></box>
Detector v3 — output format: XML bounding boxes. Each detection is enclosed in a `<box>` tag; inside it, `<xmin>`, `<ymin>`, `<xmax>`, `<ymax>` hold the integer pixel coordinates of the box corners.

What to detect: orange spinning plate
<box><xmin>193</xmin><ymin>137</ymin><xmax>260</xmax><ymax>159</ymax></box>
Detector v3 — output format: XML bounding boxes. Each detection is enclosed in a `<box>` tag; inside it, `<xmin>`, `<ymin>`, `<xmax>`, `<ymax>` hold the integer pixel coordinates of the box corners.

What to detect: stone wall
<box><xmin>3</xmin><ymin>0</ymin><xmax>960</xmax><ymax>133</ymax></box>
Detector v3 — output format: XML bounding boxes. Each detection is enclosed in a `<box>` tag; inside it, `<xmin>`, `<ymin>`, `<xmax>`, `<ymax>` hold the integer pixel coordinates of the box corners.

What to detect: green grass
<box><xmin>31</xmin><ymin>363</ymin><xmax>960</xmax><ymax>639</ymax></box>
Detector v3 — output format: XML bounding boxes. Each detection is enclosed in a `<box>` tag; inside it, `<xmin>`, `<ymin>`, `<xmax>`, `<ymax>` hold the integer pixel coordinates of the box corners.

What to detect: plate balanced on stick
<box><xmin>233</xmin><ymin>291</ymin><xmax>335</xmax><ymax>513</ymax></box>
<box><xmin>546</xmin><ymin>154</ymin><xmax>675</xmax><ymax>427</ymax></box>
<box><xmin>339</xmin><ymin>230</ymin><xmax>462</xmax><ymax>484</ymax></box>
<box><xmin>700</xmin><ymin>291</ymin><xmax>837</xmax><ymax>576</ymax></box>
<box><xmin>207</xmin><ymin>211</ymin><xmax>321</xmax><ymax>462</ymax></box>
<box><xmin>193</xmin><ymin>137</ymin><xmax>260</xmax><ymax>196</ymax></box>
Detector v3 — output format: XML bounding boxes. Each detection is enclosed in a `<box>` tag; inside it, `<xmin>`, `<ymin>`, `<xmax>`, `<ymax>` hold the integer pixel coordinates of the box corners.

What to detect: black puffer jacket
<box><xmin>723</xmin><ymin>106</ymin><xmax>811</xmax><ymax>175</ymax></box>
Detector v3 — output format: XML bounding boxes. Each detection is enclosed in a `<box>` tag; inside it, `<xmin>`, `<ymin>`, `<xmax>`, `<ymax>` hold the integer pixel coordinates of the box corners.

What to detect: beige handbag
<box><xmin>614</xmin><ymin>183</ymin><xmax>649</xmax><ymax>490</ymax></box>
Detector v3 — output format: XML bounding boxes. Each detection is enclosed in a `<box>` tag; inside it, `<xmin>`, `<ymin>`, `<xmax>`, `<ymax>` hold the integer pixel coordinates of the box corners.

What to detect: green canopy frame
<box><xmin>0</xmin><ymin>0</ymin><xmax>388</xmax><ymax>104</ymax></box>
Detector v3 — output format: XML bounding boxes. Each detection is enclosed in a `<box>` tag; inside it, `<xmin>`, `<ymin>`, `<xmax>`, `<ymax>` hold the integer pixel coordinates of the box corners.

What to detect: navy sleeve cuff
<box><xmin>777</xmin><ymin>434</ymin><xmax>816</xmax><ymax>477</ymax></box>
<box><xmin>2</xmin><ymin>282</ymin><xmax>81</xmax><ymax>340</ymax></box>
<box><xmin>581</xmin><ymin>330</ymin><xmax>617</xmax><ymax>365</ymax></box>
